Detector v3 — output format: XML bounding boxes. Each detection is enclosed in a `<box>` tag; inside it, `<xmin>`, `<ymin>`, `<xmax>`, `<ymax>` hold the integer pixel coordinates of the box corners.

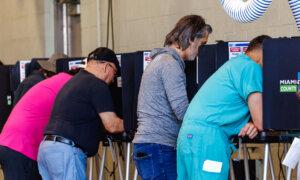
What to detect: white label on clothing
<box><xmin>283</xmin><ymin>137</ymin><xmax>300</xmax><ymax>169</ymax></box>
<box><xmin>202</xmin><ymin>160</ymin><xmax>222</xmax><ymax>173</ymax></box>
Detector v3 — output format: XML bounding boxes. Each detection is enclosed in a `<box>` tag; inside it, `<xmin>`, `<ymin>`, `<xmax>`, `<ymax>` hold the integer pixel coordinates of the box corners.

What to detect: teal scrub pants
<box><xmin>177</xmin><ymin>123</ymin><xmax>232</xmax><ymax>180</ymax></box>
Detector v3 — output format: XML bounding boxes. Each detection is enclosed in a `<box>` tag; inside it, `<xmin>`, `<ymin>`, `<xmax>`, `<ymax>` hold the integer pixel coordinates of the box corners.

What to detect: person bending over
<box><xmin>177</xmin><ymin>35</ymin><xmax>271</xmax><ymax>180</ymax></box>
<box><xmin>37</xmin><ymin>47</ymin><xmax>124</xmax><ymax>180</ymax></box>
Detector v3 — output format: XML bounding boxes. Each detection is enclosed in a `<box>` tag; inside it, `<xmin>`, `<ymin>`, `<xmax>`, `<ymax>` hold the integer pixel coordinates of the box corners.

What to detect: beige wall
<box><xmin>1</xmin><ymin>1</ymin><xmax>299</xmax><ymax>63</ymax></box>
<box><xmin>81</xmin><ymin>0</ymin><xmax>300</xmax><ymax>55</ymax></box>
<box><xmin>70</xmin><ymin>15</ymin><xmax>82</xmax><ymax>57</ymax></box>
<box><xmin>0</xmin><ymin>1</ymin><xmax>299</xmax><ymax>179</ymax></box>
<box><xmin>0</xmin><ymin>1</ymin><xmax>45</xmax><ymax>64</ymax></box>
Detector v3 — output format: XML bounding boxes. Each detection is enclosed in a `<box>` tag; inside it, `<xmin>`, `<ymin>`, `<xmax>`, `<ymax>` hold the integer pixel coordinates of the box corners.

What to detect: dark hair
<box><xmin>164</xmin><ymin>15</ymin><xmax>212</xmax><ymax>50</ymax></box>
<box><xmin>0</xmin><ymin>60</ymin><xmax>3</xmax><ymax>65</ymax></box>
<box><xmin>87</xmin><ymin>47</ymin><xmax>120</xmax><ymax>75</ymax></box>
<box><xmin>246</xmin><ymin>35</ymin><xmax>271</xmax><ymax>53</ymax></box>
<box><xmin>26</xmin><ymin>60</ymin><xmax>42</xmax><ymax>76</ymax></box>
<box><xmin>41</xmin><ymin>68</ymin><xmax>56</xmax><ymax>78</ymax></box>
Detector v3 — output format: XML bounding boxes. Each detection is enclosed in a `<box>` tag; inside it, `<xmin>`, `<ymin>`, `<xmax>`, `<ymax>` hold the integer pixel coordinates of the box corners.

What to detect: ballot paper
<box><xmin>282</xmin><ymin>137</ymin><xmax>300</xmax><ymax>169</ymax></box>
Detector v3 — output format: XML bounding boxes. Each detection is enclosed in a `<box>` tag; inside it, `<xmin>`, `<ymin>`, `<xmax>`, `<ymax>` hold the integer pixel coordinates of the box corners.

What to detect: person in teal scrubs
<box><xmin>177</xmin><ymin>35</ymin><xmax>271</xmax><ymax>180</ymax></box>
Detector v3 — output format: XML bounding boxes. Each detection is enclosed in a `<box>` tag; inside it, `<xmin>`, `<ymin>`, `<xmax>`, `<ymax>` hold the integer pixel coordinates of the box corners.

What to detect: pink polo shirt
<box><xmin>0</xmin><ymin>73</ymin><xmax>72</xmax><ymax>160</ymax></box>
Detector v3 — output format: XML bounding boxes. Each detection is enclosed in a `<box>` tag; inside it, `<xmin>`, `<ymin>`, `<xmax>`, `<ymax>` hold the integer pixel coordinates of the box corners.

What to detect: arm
<box><xmin>247</xmin><ymin>92</ymin><xmax>263</xmax><ymax>131</ymax></box>
<box><xmin>238</xmin><ymin>92</ymin><xmax>263</xmax><ymax>139</ymax></box>
<box><xmin>238</xmin><ymin>122</ymin><xmax>258</xmax><ymax>139</ymax></box>
<box><xmin>161</xmin><ymin>60</ymin><xmax>189</xmax><ymax>121</ymax></box>
<box><xmin>99</xmin><ymin>112</ymin><xmax>124</xmax><ymax>133</ymax></box>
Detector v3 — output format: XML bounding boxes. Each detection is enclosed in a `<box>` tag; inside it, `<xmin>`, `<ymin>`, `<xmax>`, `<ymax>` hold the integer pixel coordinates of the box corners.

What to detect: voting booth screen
<box><xmin>185</xmin><ymin>60</ymin><xmax>198</xmax><ymax>102</ymax></box>
<box><xmin>121</xmin><ymin>52</ymin><xmax>144</xmax><ymax>135</ymax></box>
<box><xmin>198</xmin><ymin>44</ymin><xmax>217</xmax><ymax>88</ymax></box>
<box><xmin>0</xmin><ymin>65</ymin><xmax>13</xmax><ymax>131</ymax></box>
<box><xmin>263</xmin><ymin>38</ymin><xmax>300</xmax><ymax>130</ymax></box>
<box><xmin>198</xmin><ymin>42</ymin><xmax>229</xmax><ymax>88</ymax></box>
<box><xmin>110</xmin><ymin>55</ymin><xmax>122</xmax><ymax>119</ymax></box>
<box><xmin>198</xmin><ymin>41</ymin><xmax>249</xmax><ymax>89</ymax></box>
<box><xmin>10</xmin><ymin>61</ymin><xmax>30</xmax><ymax>92</ymax></box>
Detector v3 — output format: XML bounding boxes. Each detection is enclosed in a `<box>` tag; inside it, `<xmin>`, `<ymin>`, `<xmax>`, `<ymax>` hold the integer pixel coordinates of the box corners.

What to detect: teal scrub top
<box><xmin>183</xmin><ymin>54</ymin><xmax>262</xmax><ymax>137</ymax></box>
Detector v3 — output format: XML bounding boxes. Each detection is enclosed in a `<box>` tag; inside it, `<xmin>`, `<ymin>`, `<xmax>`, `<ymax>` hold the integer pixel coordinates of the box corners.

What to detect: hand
<box><xmin>238</xmin><ymin>122</ymin><xmax>258</xmax><ymax>139</ymax></box>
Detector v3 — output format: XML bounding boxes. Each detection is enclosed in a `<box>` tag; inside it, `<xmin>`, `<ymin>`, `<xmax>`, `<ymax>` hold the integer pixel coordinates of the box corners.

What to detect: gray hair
<box><xmin>164</xmin><ymin>15</ymin><xmax>213</xmax><ymax>50</ymax></box>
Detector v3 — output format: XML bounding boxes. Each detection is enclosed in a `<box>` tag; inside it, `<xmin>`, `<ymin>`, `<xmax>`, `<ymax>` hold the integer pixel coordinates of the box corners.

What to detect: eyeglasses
<box><xmin>100</xmin><ymin>61</ymin><xmax>117</xmax><ymax>74</ymax></box>
<box><xmin>95</xmin><ymin>61</ymin><xmax>117</xmax><ymax>74</ymax></box>
<box><xmin>106</xmin><ymin>63</ymin><xmax>117</xmax><ymax>73</ymax></box>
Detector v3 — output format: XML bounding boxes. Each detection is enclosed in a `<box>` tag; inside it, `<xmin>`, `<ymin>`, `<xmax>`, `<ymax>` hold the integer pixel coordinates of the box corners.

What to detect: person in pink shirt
<box><xmin>0</xmin><ymin>72</ymin><xmax>72</xmax><ymax>180</ymax></box>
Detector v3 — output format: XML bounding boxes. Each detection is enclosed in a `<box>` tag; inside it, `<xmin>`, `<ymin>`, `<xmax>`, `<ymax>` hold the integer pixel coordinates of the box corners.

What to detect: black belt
<box><xmin>44</xmin><ymin>135</ymin><xmax>76</xmax><ymax>147</ymax></box>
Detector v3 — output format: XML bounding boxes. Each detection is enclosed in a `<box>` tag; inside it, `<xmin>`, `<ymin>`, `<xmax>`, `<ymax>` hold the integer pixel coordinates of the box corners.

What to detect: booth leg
<box><xmin>242</xmin><ymin>144</ymin><xmax>250</xmax><ymax>180</ymax></box>
<box><xmin>263</xmin><ymin>144</ymin><xmax>269</xmax><ymax>180</ymax></box>
<box><xmin>88</xmin><ymin>157</ymin><xmax>93</xmax><ymax>180</ymax></box>
<box><xmin>125</xmin><ymin>143</ymin><xmax>131</xmax><ymax>180</ymax></box>
<box><xmin>297</xmin><ymin>162</ymin><xmax>300</xmax><ymax>180</ymax></box>
<box><xmin>229</xmin><ymin>159</ymin><xmax>235</xmax><ymax>180</ymax></box>
<box><xmin>116</xmin><ymin>143</ymin><xmax>124</xmax><ymax>180</ymax></box>
<box><xmin>268</xmin><ymin>147</ymin><xmax>275</xmax><ymax>180</ymax></box>
<box><xmin>284</xmin><ymin>143</ymin><xmax>289</xmax><ymax>175</ymax></box>
<box><xmin>98</xmin><ymin>146</ymin><xmax>107</xmax><ymax>180</ymax></box>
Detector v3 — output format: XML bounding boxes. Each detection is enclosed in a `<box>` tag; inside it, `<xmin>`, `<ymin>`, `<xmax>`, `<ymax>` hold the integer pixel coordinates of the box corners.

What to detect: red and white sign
<box><xmin>228</xmin><ymin>42</ymin><xmax>249</xmax><ymax>59</ymax></box>
<box><xmin>143</xmin><ymin>51</ymin><xmax>152</xmax><ymax>71</ymax></box>
<box><xmin>19</xmin><ymin>60</ymin><xmax>30</xmax><ymax>82</ymax></box>
<box><xmin>68</xmin><ymin>60</ymin><xmax>85</xmax><ymax>70</ymax></box>
<box><xmin>230</xmin><ymin>47</ymin><xmax>241</xmax><ymax>52</ymax></box>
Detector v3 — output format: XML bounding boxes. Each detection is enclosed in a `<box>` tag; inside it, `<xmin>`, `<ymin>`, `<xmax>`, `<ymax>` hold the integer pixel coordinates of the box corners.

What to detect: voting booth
<box><xmin>120</xmin><ymin>51</ymin><xmax>149</xmax><ymax>140</ymax></box>
<box><xmin>10</xmin><ymin>60</ymin><xmax>31</xmax><ymax>93</ymax></box>
<box><xmin>198</xmin><ymin>38</ymin><xmax>300</xmax><ymax>130</ymax></box>
<box><xmin>0</xmin><ymin>58</ymin><xmax>49</xmax><ymax>130</ymax></box>
<box><xmin>263</xmin><ymin>38</ymin><xmax>300</xmax><ymax>130</ymax></box>
<box><xmin>198</xmin><ymin>41</ymin><xmax>249</xmax><ymax>88</ymax></box>
<box><xmin>185</xmin><ymin>60</ymin><xmax>198</xmax><ymax>102</ymax></box>
<box><xmin>0</xmin><ymin>65</ymin><xmax>13</xmax><ymax>131</ymax></box>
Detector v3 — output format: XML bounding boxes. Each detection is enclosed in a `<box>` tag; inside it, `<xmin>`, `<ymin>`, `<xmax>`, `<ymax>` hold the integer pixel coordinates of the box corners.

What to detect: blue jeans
<box><xmin>37</xmin><ymin>140</ymin><xmax>87</xmax><ymax>180</ymax></box>
<box><xmin>133</xmin><ymin>143</ymin><xmax>177</xmax><ymax>180</ymax></box>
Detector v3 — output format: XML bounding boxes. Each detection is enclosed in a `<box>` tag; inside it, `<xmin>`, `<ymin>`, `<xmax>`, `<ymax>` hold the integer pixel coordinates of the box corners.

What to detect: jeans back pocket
<box><xmin>133</xmin><ymin>143</ymin><xmax>163</xmax><ymax>179</ymax></box>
